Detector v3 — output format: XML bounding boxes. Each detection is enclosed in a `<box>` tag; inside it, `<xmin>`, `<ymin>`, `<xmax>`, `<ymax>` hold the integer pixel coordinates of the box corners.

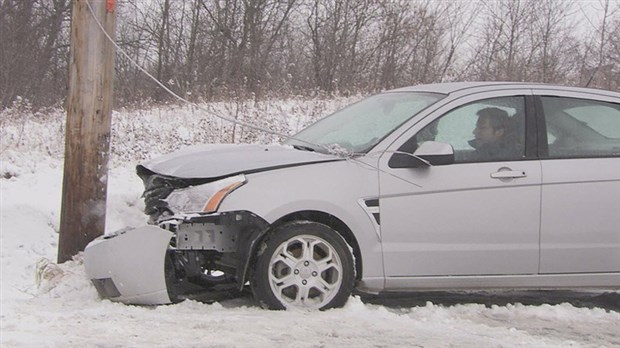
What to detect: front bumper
<box><xmin>84</xmin><ymin>211</ymin><xmax>269</xmax><ymax>305</ymax></box>
<box><xmin>84</xmin><ymin>225</ymin><xmax>174</xmax><ymax>305</ymax></box>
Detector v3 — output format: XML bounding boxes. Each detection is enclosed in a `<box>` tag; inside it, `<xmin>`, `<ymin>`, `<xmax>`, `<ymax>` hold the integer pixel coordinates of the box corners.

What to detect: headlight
<box><xmin>165</xmin><ymin>174</ymin><xmax>246</xmax><ymax>214</ymax></box>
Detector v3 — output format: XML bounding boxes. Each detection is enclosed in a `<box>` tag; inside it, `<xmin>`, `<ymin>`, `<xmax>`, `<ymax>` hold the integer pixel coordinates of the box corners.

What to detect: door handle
<box><xmin>491</xmin><ymin>170</ymin><xmax>527</xmax><ymax>179</ymax></box>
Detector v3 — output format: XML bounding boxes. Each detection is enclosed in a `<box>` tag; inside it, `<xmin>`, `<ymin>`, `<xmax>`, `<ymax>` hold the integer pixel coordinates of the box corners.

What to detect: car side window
<box><xmin>541</xmin><ymin>97</ymin><xmax>620</xmax><ymax>158</ymax></box>
<box><xmin>405</xmin><ymin>96</ymin><xmax>526</xmax><ymax>163</ymax></box>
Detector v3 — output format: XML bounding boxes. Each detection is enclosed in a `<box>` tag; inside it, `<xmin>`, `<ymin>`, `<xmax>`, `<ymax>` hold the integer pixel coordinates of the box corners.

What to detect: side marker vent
<box><xmin>364</xmin><ymin>199</ymin><xmax>379</xmax><ymax>207</ymax></box>
<box><xmin>363</xmin><ymin>198</ymin><xmax>380</xmax><ymax>225</ymax></box>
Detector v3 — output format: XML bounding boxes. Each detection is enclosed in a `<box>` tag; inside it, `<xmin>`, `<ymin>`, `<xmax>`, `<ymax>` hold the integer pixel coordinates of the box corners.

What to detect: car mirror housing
<box><xmin>388</xmin><ymin>141</ymin><xmax>455</xmax><ymax>168</ymax></box>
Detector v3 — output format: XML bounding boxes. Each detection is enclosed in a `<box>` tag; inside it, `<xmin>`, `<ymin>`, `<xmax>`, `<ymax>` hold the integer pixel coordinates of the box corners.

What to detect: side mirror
<box><xmin>388</xmin><ymin>141</ymin><xmax>454</xmax><ymax>168</ymax></box>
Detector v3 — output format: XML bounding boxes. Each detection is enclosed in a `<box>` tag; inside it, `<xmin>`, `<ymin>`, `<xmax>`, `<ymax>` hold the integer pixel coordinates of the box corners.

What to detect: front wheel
<box><xmin>251</xmin><ymin>221</ymin><xmax>355</xmax><ymax>310</ymax></box>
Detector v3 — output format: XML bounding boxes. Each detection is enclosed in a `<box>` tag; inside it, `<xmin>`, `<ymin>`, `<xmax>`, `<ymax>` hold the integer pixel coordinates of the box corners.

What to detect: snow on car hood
<box><xmin>138</xmin><ymin>143</ymin><xmax>341</xmax><ymax>179</ymax></box>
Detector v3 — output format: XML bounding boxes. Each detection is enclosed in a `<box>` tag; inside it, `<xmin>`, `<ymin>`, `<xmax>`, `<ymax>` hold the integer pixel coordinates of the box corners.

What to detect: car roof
<box><xmin>389</xmin><ymin>81</ymin><xmax>620</xmax><ymax>98</ymax></box>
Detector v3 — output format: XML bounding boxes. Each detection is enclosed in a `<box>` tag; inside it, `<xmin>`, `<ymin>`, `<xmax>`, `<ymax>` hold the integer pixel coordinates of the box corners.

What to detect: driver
<box><xmin>469</xmin><ymin>107</ymin><xmax>516</xmax><ymax>160</ymax></box>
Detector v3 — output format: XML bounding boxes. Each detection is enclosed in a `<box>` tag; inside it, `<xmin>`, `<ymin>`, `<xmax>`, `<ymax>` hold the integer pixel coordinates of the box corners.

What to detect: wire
<box><xmin>84</xmin><ymin>0</ymin><xmax>292</xmax><ymax>140</ymax></box>
<box><xmin>84</xmin><ymin>0</ymin><xmax>422</xmax><ymax>188</ymax></box>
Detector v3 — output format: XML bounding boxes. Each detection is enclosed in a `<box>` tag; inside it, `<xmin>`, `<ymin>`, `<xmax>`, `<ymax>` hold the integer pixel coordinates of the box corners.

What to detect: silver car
<box><xmin>84</xmin><ymin>82</ymin><xmax>620</xmax><ymax>309</ymax></box>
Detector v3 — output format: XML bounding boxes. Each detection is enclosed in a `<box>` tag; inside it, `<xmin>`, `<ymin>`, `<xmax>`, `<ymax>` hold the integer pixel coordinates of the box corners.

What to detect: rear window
<box><xmin>541</xmin><ymin>97</ymin><xmax>620</xmax><ymax>158</ymax></box>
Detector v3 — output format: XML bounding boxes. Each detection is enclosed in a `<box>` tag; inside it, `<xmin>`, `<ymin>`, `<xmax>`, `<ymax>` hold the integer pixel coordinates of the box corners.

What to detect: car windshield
<box><xmin>284</xmin><ymin>92</ymin><xmax>445</xmax><ymax>154</ymax></box>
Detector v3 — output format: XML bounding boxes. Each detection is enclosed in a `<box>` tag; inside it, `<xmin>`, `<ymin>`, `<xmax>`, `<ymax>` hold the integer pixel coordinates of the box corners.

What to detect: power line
<box><xmin>84</xmin><ymin>0</ymin><xmax>422</xmax><ymax>189</ymax></box>
<box><xmin>85</xmin><ymin>0</ymin><xmax>293</xmax><ymax>141</ymax></box>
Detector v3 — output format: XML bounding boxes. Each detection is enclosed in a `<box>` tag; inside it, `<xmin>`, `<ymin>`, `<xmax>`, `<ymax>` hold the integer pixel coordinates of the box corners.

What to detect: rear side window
<box><xmin>541</xmin><ymin>97</ymin><xmax>620</xmax><ymax>158</ymax></box>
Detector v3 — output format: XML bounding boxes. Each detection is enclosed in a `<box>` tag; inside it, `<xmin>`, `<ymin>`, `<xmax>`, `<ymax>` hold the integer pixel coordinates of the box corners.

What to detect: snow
<box><xmin>1</xmin><ymin>100</ymin><xmax>619</xmax><ymax>347</ymax></box>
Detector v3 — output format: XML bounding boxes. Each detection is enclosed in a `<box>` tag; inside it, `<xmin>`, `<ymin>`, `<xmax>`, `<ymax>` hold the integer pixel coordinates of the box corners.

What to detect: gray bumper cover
<box><xmin>84</xmin><ymin>225</ymin><xmax>173</xmax><ymax>305</ymax></box>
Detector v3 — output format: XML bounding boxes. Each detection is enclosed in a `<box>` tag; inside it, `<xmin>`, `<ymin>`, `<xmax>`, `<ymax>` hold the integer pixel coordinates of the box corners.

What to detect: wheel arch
<box><xmin>240</xmin><ymin>210</ymin><xmax>363</xmax><ymax>288</ymax></box>
<box><xmin>270</xmin><ymin>210</ymin><xmax>363</xmax><ymax>281</ymax></box>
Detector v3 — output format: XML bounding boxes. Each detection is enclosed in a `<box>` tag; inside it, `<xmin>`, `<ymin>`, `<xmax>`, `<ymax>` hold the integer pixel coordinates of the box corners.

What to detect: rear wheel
<box><xmin>251</xmin><ymin>221</ymin><xmax>355</xmax><ymax>310</ymax></box>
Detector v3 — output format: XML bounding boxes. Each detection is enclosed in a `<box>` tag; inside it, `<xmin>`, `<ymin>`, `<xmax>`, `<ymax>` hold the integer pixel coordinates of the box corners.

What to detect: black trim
<box><xmin>372</xmin><ymin>213</ymin><xmax>381</xmax><ymax>225</ymax></box>
<box><xmin>364</xmin><ymin>199</ymin><xmax>379</xmax><ymax>207</ymax></box>
<box><xmin>235</xmin><ymin>159</ymin><xmax>344</xmax><ymax>177</ymax></box>
<box><xmin>91</xmin><ymin>278</ymin><xmax>121</xmax><ymax>299</ymax></box>
<box><xmin>532</xmin><ymin>95</ymin><xmax>549</xmax><ymax>158</ymax></box>
<box><xmin>524</xmin><ymin>95</ymin><xmax>539</xmax><ymax>159</ymax></box>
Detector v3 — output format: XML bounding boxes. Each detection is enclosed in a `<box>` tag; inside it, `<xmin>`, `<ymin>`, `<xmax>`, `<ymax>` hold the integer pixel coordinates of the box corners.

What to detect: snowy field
<box><xmin>1</xmin><ymin>99</ymin><xmax>619</xmax><ymax>347</ymax></box>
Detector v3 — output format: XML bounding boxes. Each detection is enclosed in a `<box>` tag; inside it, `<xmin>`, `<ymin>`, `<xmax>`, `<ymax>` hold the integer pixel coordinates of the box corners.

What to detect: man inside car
<box><xmin>469</xmin><ymin>107</ymin><xmax>518</xmax><ymax>160</ymax></box>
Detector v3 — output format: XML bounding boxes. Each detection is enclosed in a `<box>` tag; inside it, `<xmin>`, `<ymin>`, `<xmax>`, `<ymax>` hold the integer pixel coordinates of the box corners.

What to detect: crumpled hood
<box><xmin>138</xmin><ymin>143</ymin><xmax>341</xmax><ymax>179</ymax></box>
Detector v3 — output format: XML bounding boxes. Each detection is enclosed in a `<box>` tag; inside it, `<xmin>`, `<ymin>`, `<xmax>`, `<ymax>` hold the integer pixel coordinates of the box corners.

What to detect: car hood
<box><xmin>138</xmin><ymin>143</ymin><xmax>341</xmax><ymax>179</ymax></box>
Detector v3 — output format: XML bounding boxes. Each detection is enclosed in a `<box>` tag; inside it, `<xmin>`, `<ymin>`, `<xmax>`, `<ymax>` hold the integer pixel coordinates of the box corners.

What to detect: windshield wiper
<box><xmin>292</xmin><ymin>144</ymin><xmax>317</xmax><ymax>152</ymax></box>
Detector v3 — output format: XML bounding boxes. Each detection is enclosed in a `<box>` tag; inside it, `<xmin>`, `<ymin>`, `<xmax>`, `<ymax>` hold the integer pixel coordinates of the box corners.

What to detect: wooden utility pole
<box><xmin>58</xmin><ymin>0</ymin><xmax>116</xmax><ymax>263</ymax></box>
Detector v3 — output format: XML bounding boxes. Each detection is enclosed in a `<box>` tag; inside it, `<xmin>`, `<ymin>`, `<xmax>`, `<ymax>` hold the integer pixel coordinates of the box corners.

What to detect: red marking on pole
<box><xmin>106</xmin><ymin>0</ymin><xmax>115</xmax><ymax>12</ymax></box>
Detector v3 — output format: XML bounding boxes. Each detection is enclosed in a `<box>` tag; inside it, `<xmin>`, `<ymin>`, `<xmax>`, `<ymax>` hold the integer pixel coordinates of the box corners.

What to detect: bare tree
<box><xmin>198</xmin><ymin>0</ymin><xmax>297</xmax><ymax>99</ymax></box>
<box><xmin>605</xmin><ymin>18</ymin><xmax>620</xmax><ymax>90</ymax></box>
<box><xmin>366</xmin><ymin>1</ymin><xmax>451</xmax><ymax>89</ymax></box>
<box><xmin>580</xmin><ymin>0</ymin><xmax>620</xmax><ymax>90</ymax></box>
<box><xmin>114</xmin><ymin>0</ymin><xmax>153</xmax><ymax>106</ymax></box>
<box><xmin>1</xmin><ymin>0</ymin><xmax>618</xmax><ymax>110</ymax></box>
<box><xmin>463</xmin><ymin>0</ymin><xmax>583</xmax><ymax>84</ymax></box>
<box><xmin>0</xmin><ymin>0</ymin><xmax>70</xmax><ymax>108</ymax></box>
<box><xmin>306</xmin><ymin>0</ymin><xmax>376</xmax><ymax>93</ymax></box>
<box><xmin>468</xmin><ymin>0</ymin><xmax>537</xmax><ymax>81</ymax></box>
<box><xmin>435</xmin><ymin>1</ymin><xmax>479</xmax><ymax>81</ymax></box>
<box><xmin>527</xmin><ymin>0</ymin><xmax>581</xmax><ymax>84</ymax></box>
<box><xmin>371</xmin><ymin>0</ymin><xmax>410</xmax><ymax>90</ymax></box>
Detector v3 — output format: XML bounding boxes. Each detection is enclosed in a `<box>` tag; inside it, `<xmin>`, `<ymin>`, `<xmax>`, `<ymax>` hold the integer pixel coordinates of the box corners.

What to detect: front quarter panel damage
<box><xmin>160</xmin><ymin>211</ymin><xmax>269</xmax><ymax>300</ymax></box>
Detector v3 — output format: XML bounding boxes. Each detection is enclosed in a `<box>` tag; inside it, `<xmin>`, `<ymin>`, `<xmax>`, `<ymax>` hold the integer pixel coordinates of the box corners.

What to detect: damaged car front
<box><xmin>83</xmin><ymin>89</ymin><xmax>447</xmax><ymax>309</ymax></box>
<box><xmin>143</xmin><ymin>171</ymin><xmax>262</xmax><ymax>303</ymax></box>
<box><xmin>85</xmin><ymin>143</ymin><xmax>346</xmax><ymax>305</ymax></box>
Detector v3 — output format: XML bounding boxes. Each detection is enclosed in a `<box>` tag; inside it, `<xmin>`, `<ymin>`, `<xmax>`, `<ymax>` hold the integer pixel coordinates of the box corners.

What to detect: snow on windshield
<box><xmin>286</xmin><ymin>92</ymin><xmax>444</xmax><ymax>153</ymax></box>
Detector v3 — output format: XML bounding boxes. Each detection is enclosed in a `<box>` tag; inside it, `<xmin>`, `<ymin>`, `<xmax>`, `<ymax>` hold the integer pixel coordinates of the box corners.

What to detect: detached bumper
<box><xmin>84</xmin><ymin>226</ymin><xmax>173</xmax><ymax>305</ymax></box>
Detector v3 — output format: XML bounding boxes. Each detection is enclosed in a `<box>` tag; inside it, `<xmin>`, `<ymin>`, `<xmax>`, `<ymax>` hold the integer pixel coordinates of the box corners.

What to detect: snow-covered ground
<box><xmin>1</xmin><ymin>100</ymin><xmax>619</xmax><ymax>347</ymax></box>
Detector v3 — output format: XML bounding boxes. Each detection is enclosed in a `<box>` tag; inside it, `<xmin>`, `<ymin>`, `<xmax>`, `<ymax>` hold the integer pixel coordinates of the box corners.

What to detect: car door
<box><xmin>535</xmin><ymin>91</ymin><xmax>620</xmax><ymax>274</ymax></box>
<box><xmin>378</xmin><ymin>91</ymin><xmax>542</xmax><ymax>284</ymax></box>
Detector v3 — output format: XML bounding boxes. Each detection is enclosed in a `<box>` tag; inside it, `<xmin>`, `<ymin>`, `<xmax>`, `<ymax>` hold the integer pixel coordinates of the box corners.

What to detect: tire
<box><xmin>251</xmin><ymin>221</ymin><xmax>355</xmax><ymax>310</ymax></box>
